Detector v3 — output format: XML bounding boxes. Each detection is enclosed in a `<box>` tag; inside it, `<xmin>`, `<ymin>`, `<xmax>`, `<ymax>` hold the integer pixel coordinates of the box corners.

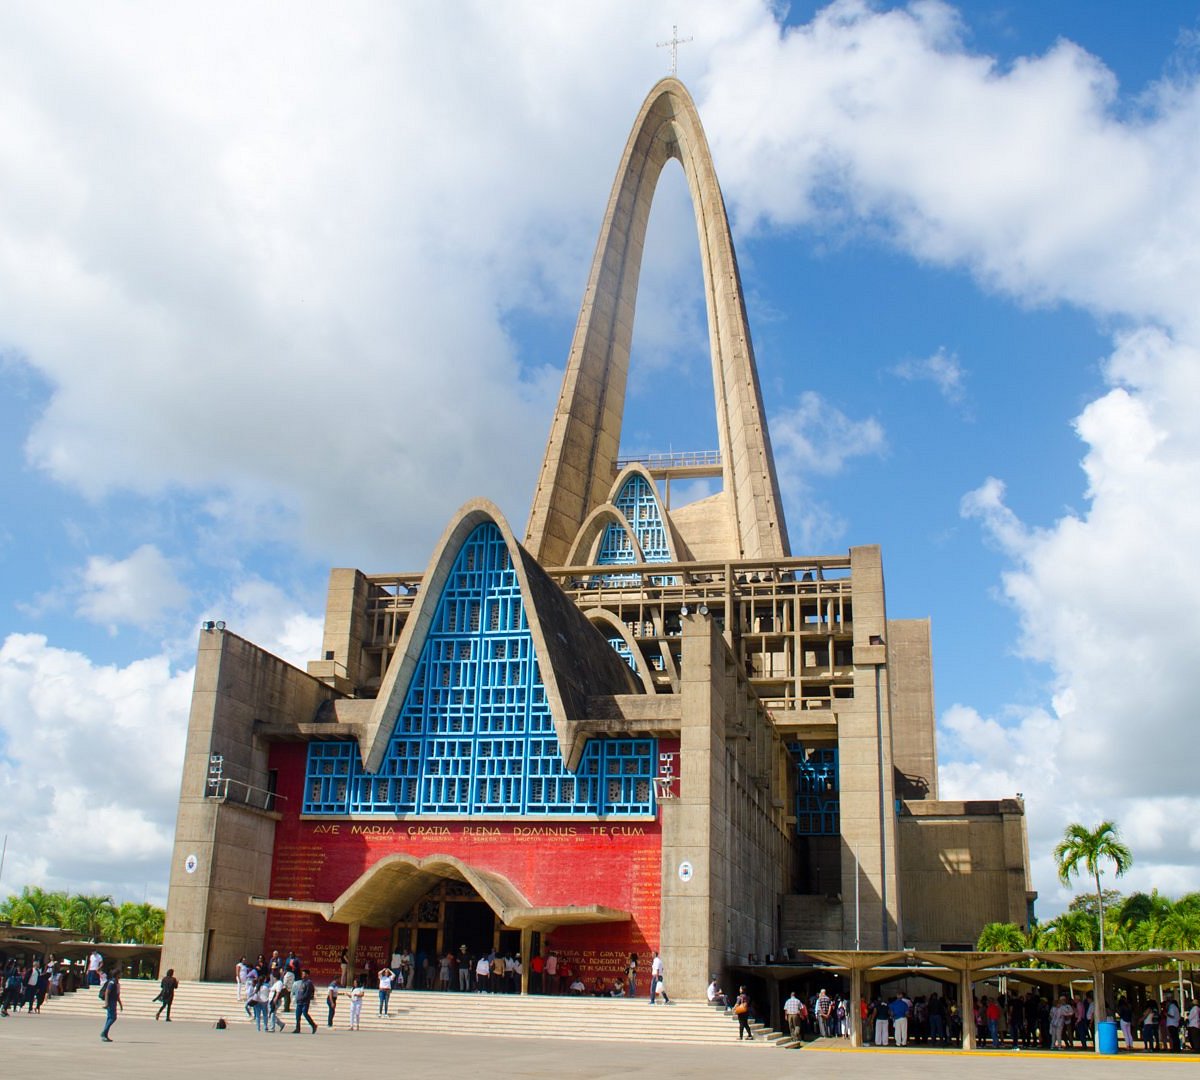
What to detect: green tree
<box><xmin>1069</xmin><ymin>888</ymin><xmax>1123</xmax><ymax>922</ymax></box>
<box><xmin>1038</xmin><ymin>909</ymin><xmax>1099</xmax><ymax>951</ymax></box>
<box><xmin>976</xmin><ymin>922</ymin><xmax>1029</xmax><ymax>952</ymax></box>
<box><xmin>1173</xmin><ymin>892</ymin><xmax>1200</xmax><ymax>919</ymax></box>
<box><xmin>112</xmin><ymin>901</ymin><xmax>165</xmax><ymax>944</ymax></box>
<box><xmin>1159</xmin><ymin>909</ymin><xmax>1200</xmax><ymax>951</ymax></box>
<box><xmin>1053</xmin><ymin>821</ymin><xmax>1133</xmax><ymax>951</ymax></box>
<box><xmin>64</xmin><ymin>893</ymin><xmax>116</xmax><ymax>942</ymax></box>
<box><xmin>1113</xmin><ymin>890</ymin><xmax>1171</xmax><ymax>932</ymax></box>
<box><xmin>0</xmin><ymin>886</ymin><xmax>69</xmax><ymax>927</ymax></box>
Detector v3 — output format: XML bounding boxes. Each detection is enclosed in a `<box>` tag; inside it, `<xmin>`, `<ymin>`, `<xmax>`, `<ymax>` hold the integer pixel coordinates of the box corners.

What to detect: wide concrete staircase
<box><xmin>49</xmin><ymin>980</ymin><xmax>797</xmax><ymax>1047</ymax></box>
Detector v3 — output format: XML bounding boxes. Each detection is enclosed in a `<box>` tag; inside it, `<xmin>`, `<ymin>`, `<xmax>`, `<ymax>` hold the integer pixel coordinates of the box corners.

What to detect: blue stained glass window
<box><xmin>792</xmin><ymin>745</ymin><xmax>839</xmax><ymax>836</ymax></box>
<box><xmin>303</xmin><ymin>522</ymin><xmax>655</xmax><ymax>817</ymax></box>
<box><xmin>596</xmin><ymin>473</ymin><xmax>677</xmax><ymax>586</ymax></box>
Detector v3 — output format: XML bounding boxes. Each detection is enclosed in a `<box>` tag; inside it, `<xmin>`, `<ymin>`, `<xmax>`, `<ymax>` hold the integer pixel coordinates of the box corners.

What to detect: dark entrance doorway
<box><xmin>391</xmin><ymin>878</ymin><xmax>512</xmax><ymax>962</ymax></box>
<box><xmin>445</xmin><ymin>900</ymin><xmax>494</xmax><ymax>956</ymax></box>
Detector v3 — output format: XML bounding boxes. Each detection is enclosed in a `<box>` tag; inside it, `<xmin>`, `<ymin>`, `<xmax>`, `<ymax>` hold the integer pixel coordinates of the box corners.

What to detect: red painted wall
<box><xmin>263</xmin><ymin>741</ymin><xmax>672</xmax><ymax>986</ymax></box>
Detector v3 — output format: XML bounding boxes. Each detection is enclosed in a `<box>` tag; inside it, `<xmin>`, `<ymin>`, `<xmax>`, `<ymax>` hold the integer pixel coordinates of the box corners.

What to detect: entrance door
<box><xmin>445</xmin><ymin>900</ymin><xmax>494</xmax><ymax>957</ymax></box>
<box><xmin>391</xmin><ymin>878</ymin><xmax>504</xmax><ymax>974</ymax></box>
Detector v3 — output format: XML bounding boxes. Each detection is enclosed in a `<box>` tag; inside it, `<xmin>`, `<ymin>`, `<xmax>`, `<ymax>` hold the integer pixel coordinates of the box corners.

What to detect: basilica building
<box><xmin>161</xmin><ymin>79</ymin><xmax>1034</xmax><ymax>997</ymax></box>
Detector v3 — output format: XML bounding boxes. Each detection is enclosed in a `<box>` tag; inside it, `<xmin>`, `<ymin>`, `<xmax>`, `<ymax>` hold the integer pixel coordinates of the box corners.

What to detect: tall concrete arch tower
<box><xmin>525</xmin><ymin>78</ymin><xmax>790</xmax><ymax>567</ymax></box>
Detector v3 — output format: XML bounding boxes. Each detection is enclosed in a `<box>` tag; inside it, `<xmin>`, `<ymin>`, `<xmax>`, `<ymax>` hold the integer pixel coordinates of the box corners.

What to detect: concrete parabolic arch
<box><xmin>525</xmin><ymin>77</ymin><xmax>790</xmax><ymax>567</ymax></box>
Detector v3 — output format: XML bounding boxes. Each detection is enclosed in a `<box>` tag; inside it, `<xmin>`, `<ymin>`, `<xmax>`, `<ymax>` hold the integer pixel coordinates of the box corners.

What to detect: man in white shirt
<box><xmin>648</xmin><ymin>952</ymin><xmax>670</xmax><ymax>1004</ymax></box>
<box><xmin>87</xmin><ymin>950</ymin><xmax>103</xmax><ymax>988</ymax></box>
<box><xmin>785</xmin><ymin>991</ymin><xmax>803</xmax><ymax>1038</ymax></box>
<box><xmin>1185</xmin><ymin>999</ymin><xmax>1200</xmax><ymax>1052</ymax></box>
<box><xmin>1164</xmin><ymin>992</ymin><xmax>1182</xmax><ymax>1052</ymax></box>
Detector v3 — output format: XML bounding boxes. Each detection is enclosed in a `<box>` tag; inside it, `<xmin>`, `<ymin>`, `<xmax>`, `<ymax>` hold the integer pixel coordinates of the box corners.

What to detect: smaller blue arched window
<box><xmin>596</xmin><ymin>474</ymin><xmax>677</xmax><ymax>585</ymax></box>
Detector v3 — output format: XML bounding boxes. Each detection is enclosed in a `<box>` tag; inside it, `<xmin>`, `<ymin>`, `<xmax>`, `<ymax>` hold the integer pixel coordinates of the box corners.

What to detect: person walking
<box><xmin>784</xmin><ymin>991</ymin><xmax>802</xmax><ymax>1039</ymax></box>
<box><xmin>99</xmin><ymin>969</ymin><xmax>122</xmax><ymax>1042</ymax></box>
<box><xmin>268</xmin><ymin>973</ymin><xmax>287</xmax><ymax>1032</ymax></box>
<box><xmin>326</xmin><ymin>978</ymin><xmax>339</xmax><ymax>1027</ymax></box>
<box><xmin>155</xmin><ymin>968</ymin><xmax>178</xmax><ymax>1021</ymax></box>
<box><xmin>293</xmin><ymin>969</ymin><xmax>317</xmax><ymax>1034</ymax></box>
<box><xmin>647</xmin><ymin>952</ymin><xmax>670</xmax><ymax>1005</ymax></box>
<box><xmin>735</xmin><ymin>986</ymin><xmax>753</xmax><ymax>1040</ymax></box>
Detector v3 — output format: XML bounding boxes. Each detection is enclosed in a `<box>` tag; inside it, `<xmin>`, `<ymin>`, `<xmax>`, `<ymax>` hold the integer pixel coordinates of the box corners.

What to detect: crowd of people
<box><xmin>229</xmin><ymin>944</ymin><xmax>651</xmax><ymax>1033</ymax></box>
<box><xmin>1</xmin><ymin>955</ymin><xmax>61</xmax><ymax>1015</ymax></box>
<box><xmin>760</xmin><ymin>984</ymin><xmax>1200</xmax><ymax>1051</ymax></box>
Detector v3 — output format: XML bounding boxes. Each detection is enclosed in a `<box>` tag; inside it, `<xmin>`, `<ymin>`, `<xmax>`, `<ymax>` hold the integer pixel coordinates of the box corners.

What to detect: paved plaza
<box><xmin>2</xmin><ymin>1012</ymin><xmax>1196</xmax><ymax>1079</ymax></box>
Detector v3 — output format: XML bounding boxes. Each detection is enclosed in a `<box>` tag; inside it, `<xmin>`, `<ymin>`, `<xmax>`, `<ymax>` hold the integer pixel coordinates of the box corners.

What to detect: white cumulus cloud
<box><xmin>76</xmin><ymin>543</ymin><xmax>189</xmax><ymax>633</ymax></box>
<box><xmin>0</xmin><ymin>634</ymin><xmax>193</xmax><ymax>902</ymax></box>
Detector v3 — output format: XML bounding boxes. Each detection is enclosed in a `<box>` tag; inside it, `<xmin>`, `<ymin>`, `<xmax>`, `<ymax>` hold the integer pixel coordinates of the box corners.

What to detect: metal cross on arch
<box><xmin>657</xmin><ymin>25</ymin><xmax>693</xmax><ymax>76</ymax></box>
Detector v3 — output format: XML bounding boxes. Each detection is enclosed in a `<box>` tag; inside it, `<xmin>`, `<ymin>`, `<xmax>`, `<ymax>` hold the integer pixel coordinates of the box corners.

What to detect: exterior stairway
<box><xmin>48</xmin><ymin>980</ymin><xmax>798</xmax><ymax>1047</ymax></box>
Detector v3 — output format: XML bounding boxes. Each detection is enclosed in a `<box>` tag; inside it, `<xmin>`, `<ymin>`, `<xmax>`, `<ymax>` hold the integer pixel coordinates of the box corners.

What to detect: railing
<box><xmin>615</xmin><ymin>449</ymin><xmax>721</xmax><ymax>471</ymax></box>
<box><xmin>206</xmin><ymin>777</ymin><xmax>286</xmax><ymax>811</ymax></box>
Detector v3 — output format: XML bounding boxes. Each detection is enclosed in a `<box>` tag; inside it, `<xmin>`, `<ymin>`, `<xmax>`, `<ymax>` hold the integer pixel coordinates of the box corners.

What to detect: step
<box><xmin>48</xmin><ymin>981</ymin><xmax>795</xmax><ymax>1047</ymax></box>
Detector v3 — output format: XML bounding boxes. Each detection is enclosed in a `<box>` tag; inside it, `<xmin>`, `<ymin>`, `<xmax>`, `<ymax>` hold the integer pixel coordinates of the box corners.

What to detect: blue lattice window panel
<box><xmin>604</xmin><ymin>739</ymin><xmax>655</xmax><ymax>808</ymax></box>
<box><xmin>792</xmin><ymin>745</ymin><xmax>839</xmax><ymax>836</ymax></box>
<box><xmin>608</xmin><ymin>636</ymin><xmax>638</xmax><ymax>673</ymax></box>
<box><xmin>306</xmin><ymin>742</ymin><xmax>354</xmax><ymax>813</ymax></box>
<box><xmin>302</xmin><ymin>522</ymin><xmax>656</xmax><ymax>817</ymax></box>
<box><xmin>596</xmin><ymin>473</ymin><xmax>678</xmax><ymax>586</ymax></box>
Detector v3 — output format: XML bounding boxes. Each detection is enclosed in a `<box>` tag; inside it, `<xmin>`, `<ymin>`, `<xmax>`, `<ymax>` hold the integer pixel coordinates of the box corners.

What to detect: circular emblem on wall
<box><xmin>678</xmin><ymin>860</ymin><xmax>693</xmax><ymax>883</ymax></box>
<box><xmin>184</xmin><ymin>853</ymin><xmax>199</xmax><ymax>874</ymax></box>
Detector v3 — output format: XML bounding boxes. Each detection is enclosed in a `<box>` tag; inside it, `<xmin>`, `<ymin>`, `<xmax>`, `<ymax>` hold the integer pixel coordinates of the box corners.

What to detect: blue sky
<box><xmin>2</xmin><ymin>0</ymin><xmax>1199</xmax><ymax>915</ymax></box>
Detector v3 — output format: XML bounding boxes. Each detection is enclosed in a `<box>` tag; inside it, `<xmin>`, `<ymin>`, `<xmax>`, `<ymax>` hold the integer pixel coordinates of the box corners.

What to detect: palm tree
<box><xmin>0</xmin><ymin>887</ymin><xmax>69</xmax><ymax>927</ymax></box>
<box><xmin>1038</xmin><ymin>909</ymin><xmax>1099</xmax><ymax>951</ymax></box>
<box><xmin>1054</xmin><ymin>821</ymin><xmax>1133</xmax><ymax>951</ymax></box>
<box><xmin>976</xmin><ymin>922</ymin><xmax>1029</xmax><ymax>952</ymax></box>
<box><xmin>1159</xmin><ymin>910</ymin><xmax>1200</xmax><ymax>951</ymax></box>
<box><xmin>65</xmin><ymin>893</ymin><xmax>116</xmax><ymax>942</ymax></box>
<box><xmin>1114</xmin><ymin>890</ymin><xmax>1172</xmax><ymax>933</ymax></box>
<box><xmin>112</xmin><ymin>901</ymin><xmax>165</xmax><ymax>944</ymax></box>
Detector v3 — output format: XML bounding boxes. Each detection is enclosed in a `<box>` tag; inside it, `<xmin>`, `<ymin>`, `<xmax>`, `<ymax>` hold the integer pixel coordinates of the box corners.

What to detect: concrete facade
<box><xmin>162</xmin><ymin>77</ymin><xmax>1033</xmax><ymax>990</ymax></box>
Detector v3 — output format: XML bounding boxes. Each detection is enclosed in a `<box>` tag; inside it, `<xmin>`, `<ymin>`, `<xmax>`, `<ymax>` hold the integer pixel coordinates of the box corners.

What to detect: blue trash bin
<box><xmin>1097</xmin><ymin>1019</ymin><xmax>1118</xmax><ymax>1055</ymax></box>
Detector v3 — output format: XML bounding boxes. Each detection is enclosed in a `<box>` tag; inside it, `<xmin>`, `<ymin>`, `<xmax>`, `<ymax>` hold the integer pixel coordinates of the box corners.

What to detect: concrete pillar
<box><xmin>849</xmin><ymin>967</ymin><xmax>864</xmax><ymax>1047</ymax></box>
<box><xmin>660</xmin><ymin>614</ymin><xmax>727</xmax><ymax>999</ymax></box>
<box><xmin>960</xmin><ymin>970</ymin><xmax>976</xmax><ymax>1050</ymax></box>
<box><xmin>347</xmin><ymin>922</ymin><xmax>360</xmax><ymax>975</ymax></box>
<box><xmin>1093</xmin><ymin>972</ymin><xmax>1107</xmax><ymax>1054</ymax></box>
<box><xmin>767</xmin><ymin>972</ymin><xmax>782</xmax><ymax>1032</ymax></box>
<box><xmin>520</xmin><ymin>928</ymin><xmax>533</xmax><ymax>995</ymax></box>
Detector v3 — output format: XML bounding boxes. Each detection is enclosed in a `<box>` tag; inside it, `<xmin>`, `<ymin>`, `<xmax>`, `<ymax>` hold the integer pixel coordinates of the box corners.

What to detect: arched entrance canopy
<box><xmin>250</xmin><ymin>853</ymin><xmax>630</xmax><ymax>934</ymax></box>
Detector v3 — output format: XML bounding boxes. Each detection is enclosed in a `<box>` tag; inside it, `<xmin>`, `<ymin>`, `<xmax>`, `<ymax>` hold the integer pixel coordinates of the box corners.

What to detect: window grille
<box><xmin>595</xmin><ymin>474</ymin><xmax>678</xmax><ymax>586</ymax></box>
<box><xmin>303</xmin><ymin>523</ymin><xmax>655</xmax><ymax>817</ymax></box>
<box><xmin>792</xmin><ymin>744</ymin><xmax>840</xmax><ymax>836</ymax></box>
